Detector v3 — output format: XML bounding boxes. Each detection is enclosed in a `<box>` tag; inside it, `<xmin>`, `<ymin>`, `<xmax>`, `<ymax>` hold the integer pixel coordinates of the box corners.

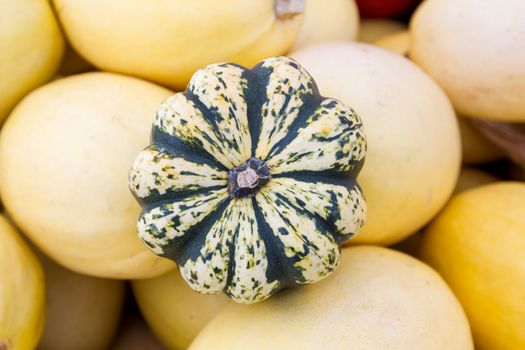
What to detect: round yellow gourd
<box><xmin>458</xmin><ymin>117</ymin><xmax>504</xmax><ymax>164</ymax></box>
<box><xmin>358</xmin><ymin>19</ymin><xmax>406</xmax><ymax>43</ymax></box>
<box><xmin>294</xmin><ymin>0</ymin><xmax>359</xmax><ymax>49</ymax></box>
<box><xmin>0</xmin><ymin>215</ymin><xmax>45</xmax><ymax>350</ymax></box>
<box><xmin>0</xmin><ymin>72</ymin><xmax>175</xmax><ymax>279</ymax></box>
<box><xmin>410</xmin><ymin>0</ymin><xmax>525</xmax><ymax>121</ymax></box>
<box><xmin>0</xmin><ymin>0</ymin><xmax>64</xmax><ymax>123</ymax></box>
<box><xmin>37</xmin><ymin>253</ymin><xmax>125</xmax><ymax>350</ymax></box>
<box><xmin>420</xmin><ymin>182</ymin><xmax>525</xmax><ymax>350</ymax></box>
<box><xmin>133</xmin><ymin>270</ymin><xmax>230</xmax><ymax>349</ymax></box>
<box><xmin>53</xmin><ymin>0</ymin><xmax>304</xmax><ymax>90</ymax></box>
<box><xmin>291</xmin><ymin>42</ymin><xmax>461</xmax><ymax>245</ymax></box>
<box><xmin>453</xmin><ymin>167</ymin><xmax>498</xmax><ymax>195</ymax></box>
<box><xmin>190</xmin><ymin>246</ymin><xmax>473</xmax><ymax>350</ymax></box>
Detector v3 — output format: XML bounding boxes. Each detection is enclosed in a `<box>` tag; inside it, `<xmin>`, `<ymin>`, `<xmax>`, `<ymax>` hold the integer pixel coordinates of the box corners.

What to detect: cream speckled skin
<box><xmin>410</xmin><ymin>0</ymin><xmax>525</xmax><ymax>121</ymax></box>
<box><xmin>0</xmin><ymin>73</ymin><xmax>175</xmax><ymax>279</ymax></box>
<box><xmin>190</xmin><ymin>246</ymin><xmax>473</xmax><ymax>350</ymax></box>
<box><xmin>0</xmin><ymin>215</ymin><xmax>45</xmax><ymax>350</ymax></box>
<box><xmin>0</xmin><ymin>0</ymin><xmax>64</xmax><ymax>123</ymax></box>
<box><xmin>292</xmin><ymin>42</ymin><xmax>461</xmax><ymax>246</ymax></box>
<box><xmin>53</xmin><ymin>0</ymin><xmax>304</xmax><ymax>90</ymax></box>
<box><xmin>130</xmin><ymin>57</ymin><xmax>367</xmax><ymax>303</ymax></box>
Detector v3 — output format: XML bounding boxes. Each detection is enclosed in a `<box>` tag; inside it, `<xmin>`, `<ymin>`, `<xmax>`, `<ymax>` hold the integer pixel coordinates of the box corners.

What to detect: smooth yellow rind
<box><xmin>0</xmin><ymin>216</ymin><xmax>45</xmax><ymax>350</ymax></box>
<box><xmin>0</xmin><ymin>0</ymin><xmax>64</xmax><ymax>122</ymax></box>
<box><xmin>421</xmin><ymin>182</ymin><xmax>525</xmax><ymax>350</ymax></box>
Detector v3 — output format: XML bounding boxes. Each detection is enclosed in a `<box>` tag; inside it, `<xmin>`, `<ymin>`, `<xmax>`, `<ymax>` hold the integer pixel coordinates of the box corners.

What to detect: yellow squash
<box><xmin>190</xmin><ymin>246</ymin><xmax>473</xmax><ymax>350</ymax></box>
<box><xmin>0</xmin><ymin>0</ymin><xmax>64</xmax><ymax>123</ymax></box>
<box><xmin>0</xmin><ymin>72</ymin><xmax>175</xmax><ymax>279</ymax></box>
<box><xmin>421</xmin><ymin>182</ymin><xmax>525</xmax><ymax>350</ymax></box>
<box><xmin>53</xmin><ymin>0</ymin><xmax>304</xmax><ymax>90</ymax></box>
<box><xmin>410</xmin><ymin>0</ymin><xmax>525</xmax><ymax>121</ymax></box>
<box><xmin>0</xmin><ymin>215</ymin><xmax>45</xmax><ymax>350</ymax></box>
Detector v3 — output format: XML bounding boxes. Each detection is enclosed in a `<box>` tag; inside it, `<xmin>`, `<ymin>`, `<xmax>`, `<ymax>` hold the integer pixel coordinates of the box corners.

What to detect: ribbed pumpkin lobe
<box><xmin>228</xmin><ymin>157</ymin><xmax>271</xmax><ymax>198</ymax></box>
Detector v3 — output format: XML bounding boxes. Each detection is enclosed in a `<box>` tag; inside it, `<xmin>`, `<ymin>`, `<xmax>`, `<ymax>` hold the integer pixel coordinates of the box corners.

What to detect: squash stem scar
<box><xmin>228</xmin><ymin>157</ymin><xmax>271</xmax><ymax>198</ymax></box>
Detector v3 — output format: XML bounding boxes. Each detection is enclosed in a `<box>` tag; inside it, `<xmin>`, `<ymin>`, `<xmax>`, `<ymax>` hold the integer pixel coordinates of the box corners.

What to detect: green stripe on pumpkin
<box><xmin>188</xmin><ymin>63</ymin><xmax>252</xmax><ymax>164</ymax></box>
<box><xmin>155</xmin><ymin>93</ymin><xmax>239</xmax><ymax>168</ymax></box>
<box><xmin>129</xmin><ymin>145</ymin><xmax>227</xmax><ymax>200</ymax></box>
<box><xmin>255</xmin><ymin>57</ymin><xmax>316</xmax><ymax>160</ymax></box>
<box><xmin>137</xmin><ymin>188</ymin><xmax>228</xmax><ymax>255</ymax></box>
<box><xmin>267</xmin><ymin>98</ymin><xmax>366</xmax><ymax>174</ymax></box>
<box><xmin>264</xmin><ymin>177</ymin><xmax>366</xmax><ymax>239</ymax></box>
<box><xmin>255</xmin><ymin>187</ymin><xmax>341</xmax><ymax>284</ymax></box>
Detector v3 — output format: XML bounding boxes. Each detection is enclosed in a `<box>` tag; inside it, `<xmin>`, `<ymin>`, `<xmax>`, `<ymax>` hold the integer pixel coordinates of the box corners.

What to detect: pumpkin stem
<box><xmin>228</xmin><ymin>157</ymin><xmax>271</xmax><ymax>198</ymax></box>
<box><xmin>275</xmin><ymin>0</ymin><xmax>305</xmax><ymax>20</ymax></box>
<box><xmin>470</xmin><ymin>119</ymin><xmax>525</xmax><ymax>171</ymax></box>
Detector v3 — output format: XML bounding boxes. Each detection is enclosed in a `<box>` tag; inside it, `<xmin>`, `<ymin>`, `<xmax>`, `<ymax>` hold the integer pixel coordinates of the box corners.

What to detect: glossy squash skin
<box><xmin>129</xmin><ymin>56</ymin><xmax>367</xmax><ymax>304</ymax></box>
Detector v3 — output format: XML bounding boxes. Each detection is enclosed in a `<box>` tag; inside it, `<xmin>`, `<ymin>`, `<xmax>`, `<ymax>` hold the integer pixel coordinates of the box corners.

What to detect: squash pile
<box><xmin>0</xmin><ymin>0</ymin><xmax>524</xmax><ymax>349</ymax></box>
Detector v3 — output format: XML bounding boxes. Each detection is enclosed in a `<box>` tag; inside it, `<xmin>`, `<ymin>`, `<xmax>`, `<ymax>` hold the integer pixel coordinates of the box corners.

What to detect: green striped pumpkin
<box><xmin>129</xmin><ymin>56</ymin><xmax>367</xmax><ymax>304</ymax></box>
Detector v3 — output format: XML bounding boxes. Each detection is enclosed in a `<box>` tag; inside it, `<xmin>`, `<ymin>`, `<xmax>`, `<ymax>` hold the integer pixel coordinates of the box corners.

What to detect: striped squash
<box><xmin>129</xmin><ymin>57</ymin><xmax>367</xmax><ymax>304</ymax></box>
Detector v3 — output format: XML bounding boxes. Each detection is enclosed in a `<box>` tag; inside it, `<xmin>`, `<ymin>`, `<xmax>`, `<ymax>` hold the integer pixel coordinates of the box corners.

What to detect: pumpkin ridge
<box><xmin>185</xmin><ymin>62</ymin><xmax>252</xmax><ymax>164</ymax></box>
<box><xmin>154</xmin><ymin>93</ymin><xmax>239</xmax><ymax>168</ymax></box>
<box><xmin>255</xmin><ymin>189</ymin><xmax>340</xmax><ymax>284</ymax></box>
<box><xmin>151</xmin><ymin>125</ymin><xmax>228</xmax><ymax>172</ymax></box>
<box><xmin>272</xmin><ymin>169</ymin><xmax>358</xmax><ymax>186</ymax></box>
<box><xmin>181</xmin><ymin>90</ymin><xmax>244</xmax><ymax>167</ymax></box>
<box><xmin>170</xmin><ymin>197</ymin><xmax>232</xmax><ymax>265</ymax></box>
<box><xmin>223</xmin><ymin>199</ymin><xmax>280</xmax><ymax>303</ymax></box>
<box><xmin>251</xmin><ymin>197</ymin><xmax>291</xmax><ymax>287</ymax></box>
<box><xmin>177</xmin><ymin>199</ymin><xmax>235</xmax><ymax>294</ymax></box>
<box><xmin>137</xmin><ymin>185</ymin><xmax>229</xmax><ymax>213</ymax></box>
<box><xmin>263</xmin><ymin>177</ymin><xmax>366</xmax><ymax>242</ymax></box>
<box><xmin>261</xmin><ymin>95</ymin><xmax>323</xmax><ymax>159</ymax></box>
<box><xmin>137</xmin><ymin>188</ymin><xmax>229</xmax><ymax>256</ymax></box>
<box><xmin>266</xmin><ymin>98</ymin><xmax>366</xmax><ymax>175</ymax></box>
<box><xmin>251</xmin><ymin>57</ymin><xmax>318</xmax><ymax>160</ymax></box>
<box><xmin>129</xmin><ymin>145</ymin><xmax>228</xmax><ymax>206</ymax></box>
<box><xmin>244</xmin><ymin>65</ymin><xmax>269</xmax><ymax>157</ymax></box>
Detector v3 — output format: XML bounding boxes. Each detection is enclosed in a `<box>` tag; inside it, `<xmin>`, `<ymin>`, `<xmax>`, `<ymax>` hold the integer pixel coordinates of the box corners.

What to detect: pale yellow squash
<box><xmin>133</xmin><ymin>270</ymin><xmax>230</xmax><ymax>349</ymax></box>
<box><xmin>291</xmin><ymin>42</ymin><xmax>461</xmax><ymax>245</ymax></box>
<box><xmin>190</xmin><ymin>246</ymin><xmax>473</xmax><ymax>350</ymax></box>
<box><xmin>410</xmin><ymin>0</ymin><xmax>525</xmax><ymax>121</ymax></box>
<box><xmin>421</xmin><ymin>182</ymin><xmax>525</xmax><ymax>350</ymax></box>
<box><xmin>53</xmin><ymin>0</ymin><xmax>304</xmax><ymax>90</ymax></box>
<box><xmin>37</xmin><ymin>252</ymin><xmax>125</xmax><ymax>350</ymax></box>
<box><xmin>0</xmin><ymin>215</ymin><xmax>45</xmax><ymax>350</ymax></box>
<box><xmin>0</xmin><ymin>72</ymin><xmax>175</xmax><ymax>279</ymax></box>
<box><xmin>0</xmin><ymin>0</ymin><xmax>64</xmax><ymax>123</ymax></box>
<box><xmin>294</xmin><ymin>0</ymin><xmax>359</xmax><ymax>49</ymax></box>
